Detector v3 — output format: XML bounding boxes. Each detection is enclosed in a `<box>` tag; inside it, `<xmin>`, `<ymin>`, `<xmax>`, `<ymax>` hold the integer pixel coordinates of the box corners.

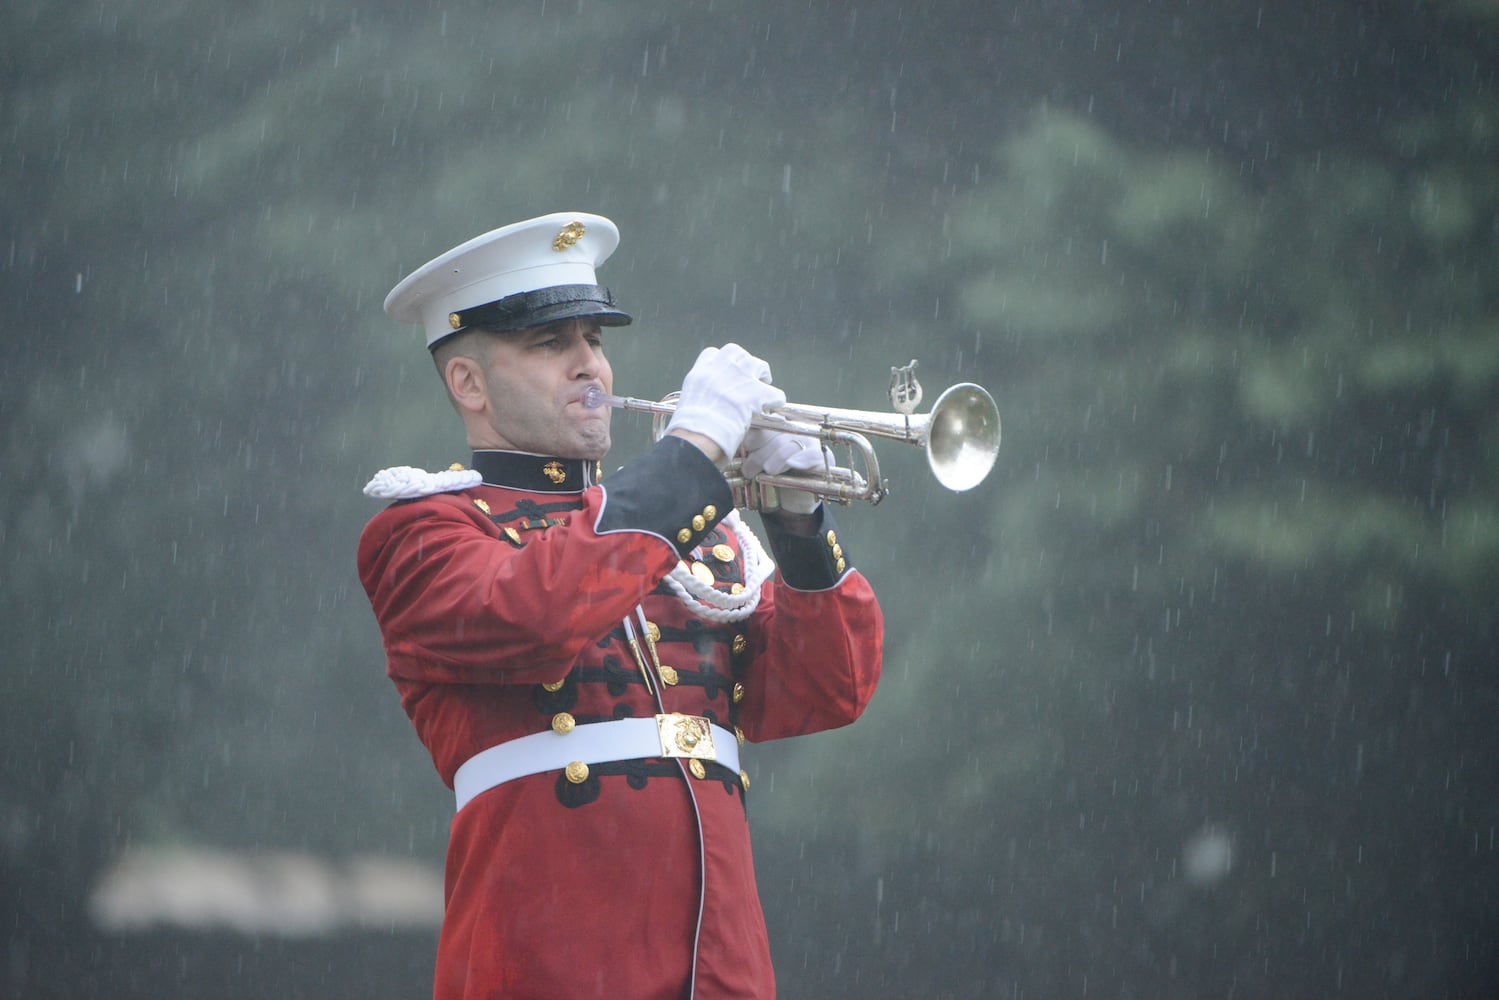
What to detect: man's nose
<box><xmin>569</xmin><ymin>339</ymin><xmax>601</xmax><ymax>378</ymax></box>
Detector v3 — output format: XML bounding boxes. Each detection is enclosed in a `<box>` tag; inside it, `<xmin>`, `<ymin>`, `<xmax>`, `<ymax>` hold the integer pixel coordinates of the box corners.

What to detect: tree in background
<box><xmin>765</xmin><ymin>76</ymin><xmax>1497</xmax><ymax>999</ymax></box>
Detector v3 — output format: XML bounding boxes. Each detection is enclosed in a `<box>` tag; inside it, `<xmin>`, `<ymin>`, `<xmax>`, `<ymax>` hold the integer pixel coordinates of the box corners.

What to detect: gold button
<box><xmin>831</xmin><ymin>543</ymin><xmax>843</xmax><ymax>560</ymax></box>
<box><xmin>564</xmin><ymin>761</ymin><xmax>590</xmax><ymax>784</ymax></box>
<box><xmin>691</xmin><ymin>515</ymin><xmax>706</xmax><ymax>532</ymax></box>
<box><xmin>729</xmin><ymin>583</ymin><xmax>744</xmax><ymax>595</ymax></box>
<box><xmin>836</xmin><ymin>558</ymin><xmax>847</xmax><ymax>573</ymax></box>
<box><xmin>739</xmin><ymin>770</ymin><xmax>751</xmax><ymax>791</ymax></box>
<box><xmin>826</xmin><ymin>530</ymin><xmax>838</xmax><ymax>546</ymax></box>
<box><xmin>732</xmin><ymin>682</ymin><xmax>745</xmax><ymax>704</ymax></box>
<box><xmin>712</xmin><ymin>543</ymin><xmax>735</xmax><ymax>562</ymax></box>
<box><xmin>691</xmin><ymin>561</ymin><xmax>715</xmax><ymax>586</ymax></box>
<box><xmin>677</xmin><ymin>528</ymin><xmax>693</xmax><ymax>544</ymax></box>
<box><xmin>734</xmin><ymin>726</ymin><xmax>745</xmax><ymax>746</ymax></box>
<box><xmin>448</xmin><ymin>312</ymin><xmax>462</xmax><ymax>330</ymax></box>
<box><xmin>551</xmin><ymin>712</ymin><xmax>576</xmax><ymax>735</ymax></box>
<box><xmin>703</xmin><ymin>505</ymin><xmax>717</xmax><ymax>520</ymax></box>
<box><xmin>732</xmin><ymin>634</ymin><xmax>747</xmax><ymax>655</ymax></box>
<box><xmin>448</xmin><ymin>462</ymin><xmax>466</xmax><ymax>472</ymax></box>
<box><xmin>542</xmin><ymin>678</ymin><xmax>566</xmax><ymax>693</ymax></box>
<box><xmin>645</xmin><ymin>620</ymin><xmax>661</xmax><ymax>643</ymax></box>
<box><xmin>658</xmin><ymin>664</ymin><xmax>679</xmax><ymax>685</ymax></box>
<box><xmin>688</xmin><ymin>759</ymin><xmax>707</xmax><ymax>779</ymax></box>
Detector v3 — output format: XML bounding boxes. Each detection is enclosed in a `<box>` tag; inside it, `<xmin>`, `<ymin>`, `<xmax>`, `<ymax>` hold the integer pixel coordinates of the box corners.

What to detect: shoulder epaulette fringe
<box><xmin>363</xmin><ymin>465</ymin><xmax>484</xmax><ymax>500</ymax></box>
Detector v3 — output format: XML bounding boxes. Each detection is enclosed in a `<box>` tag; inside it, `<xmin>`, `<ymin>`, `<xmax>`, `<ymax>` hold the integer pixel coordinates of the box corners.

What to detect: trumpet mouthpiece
<box><xmin>581</xmin><ymin>385</ymin><xmax>607</xmax><ymax>409</ymax></box>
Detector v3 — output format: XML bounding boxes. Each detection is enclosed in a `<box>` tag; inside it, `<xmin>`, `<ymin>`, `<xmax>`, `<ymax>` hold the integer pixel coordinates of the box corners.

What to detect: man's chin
<box><xmin>574</xmin><ymin>430</ymin><xmax>611</xmax><ymax>461</ymax></box>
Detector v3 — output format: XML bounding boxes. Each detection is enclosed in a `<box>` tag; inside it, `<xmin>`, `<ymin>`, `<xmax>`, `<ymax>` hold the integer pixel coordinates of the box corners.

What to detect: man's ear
<box><xmin>445</xmin><ymin>355</ymin><xmax>488</xmax><ymax>415</ymax></box>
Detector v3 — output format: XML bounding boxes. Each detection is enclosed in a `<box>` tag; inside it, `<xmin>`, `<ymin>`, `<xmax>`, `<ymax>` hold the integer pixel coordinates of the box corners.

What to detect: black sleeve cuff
<box><xmin>595</xmin><ymin>435</ymin><xmax>735</xmax><ymax>559</ymax></box>
<box><xmin>761</xmin><ymin>505</ymin><xmax>853</xmax><ymax>591</ymax></box>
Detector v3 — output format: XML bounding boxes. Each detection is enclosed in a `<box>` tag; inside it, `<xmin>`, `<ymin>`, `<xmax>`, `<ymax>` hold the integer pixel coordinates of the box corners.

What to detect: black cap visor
<box><xmin>432</xmin><ymin>283</ymin><xmax>632</xmax><ymax>350</ymax></box>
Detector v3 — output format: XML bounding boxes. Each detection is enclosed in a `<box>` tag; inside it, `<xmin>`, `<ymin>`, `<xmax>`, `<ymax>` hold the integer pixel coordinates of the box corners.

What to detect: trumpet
<box><xmin>583</xmin><ymin>360</ymin><xmax>1000</xmax><ymax>509</ymax></box>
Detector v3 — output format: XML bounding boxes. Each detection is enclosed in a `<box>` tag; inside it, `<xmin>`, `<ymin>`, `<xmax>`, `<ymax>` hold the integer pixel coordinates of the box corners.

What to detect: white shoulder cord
<box><xmin>664</xmin><ymin>510</ymin><xmax>775</xmax><ymax>623</ymax></box>
<box><xmin>362</xmin><ymin>465</ymin><xmax>483</xmax><ymax>499</ymax></box>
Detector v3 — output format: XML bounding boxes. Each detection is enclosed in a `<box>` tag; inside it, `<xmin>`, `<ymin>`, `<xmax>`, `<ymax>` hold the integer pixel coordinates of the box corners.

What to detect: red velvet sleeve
<box><xmin>357</xmin><ymin>488</ymin><xmax>681</xmax><ymax>687</ymax></box>
<box><xmin>358</xmin><ymin>438</ymin><xmax>738</xmax><ymax>687</ymax></box>
<box><xmin>735</xmin><ymin>512</ymin><xmax>885</xmax><ymax>740</ymax></box>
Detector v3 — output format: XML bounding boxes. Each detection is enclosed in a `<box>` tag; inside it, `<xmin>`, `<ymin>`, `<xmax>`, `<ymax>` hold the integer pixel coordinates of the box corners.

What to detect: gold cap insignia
<box><xmin>542</xmin><ymin>461</ymin><xmax>567</xmax><ymax>484</ymax></box>
<box><xmin>448</xmin><ymin>312</ymin><xmax>462</xmax><ymax>330</ymax></box>
<box><xmin>552</xmin><ymin>221</ymin><xmax>586</xmax><ymax>251</ymax></box>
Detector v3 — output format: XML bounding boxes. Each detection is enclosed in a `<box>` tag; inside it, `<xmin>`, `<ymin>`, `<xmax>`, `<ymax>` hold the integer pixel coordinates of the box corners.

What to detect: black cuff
<box><xmin>595</xmin><ymin>436</ymin><xmax>735</xmax><ymax>558</ymax></box>
<box><xmin>762</xmin><ymin>506</ymin><xmax>852</xmax><ymax>591</ymax></box>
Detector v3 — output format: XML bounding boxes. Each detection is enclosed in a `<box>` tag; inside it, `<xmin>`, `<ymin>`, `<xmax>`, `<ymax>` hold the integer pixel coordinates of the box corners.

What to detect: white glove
<box><xmin>666</xmin><ymin>344</ymin><xmax>786</xmax><ymax>462</ymax></box>
<box><xmin>740</xmin><ymin>428</ymin><xmax>830</xmax><ymax>514</ymax></box>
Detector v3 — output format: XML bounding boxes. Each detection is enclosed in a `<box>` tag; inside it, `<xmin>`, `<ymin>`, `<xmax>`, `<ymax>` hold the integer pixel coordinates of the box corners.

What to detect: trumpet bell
<box><xmin>926</xmin><ymin>383</ymin><xmax>1001</xmax><ymax>492</ymax></box>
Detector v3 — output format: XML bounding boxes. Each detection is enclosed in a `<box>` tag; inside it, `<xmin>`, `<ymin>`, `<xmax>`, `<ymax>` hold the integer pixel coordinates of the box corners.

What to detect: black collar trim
<box><xmin>470</xmin><ymin>451</ymin><xmax>594</xmax><ymax>493</ymax></box>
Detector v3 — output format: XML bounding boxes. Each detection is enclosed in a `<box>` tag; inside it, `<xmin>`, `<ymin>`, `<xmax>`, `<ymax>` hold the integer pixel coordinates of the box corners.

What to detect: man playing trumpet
<box><xmin>357</xmin><ymin>213</ymin><xmax>884</xmax><ymax>999</ymax></box>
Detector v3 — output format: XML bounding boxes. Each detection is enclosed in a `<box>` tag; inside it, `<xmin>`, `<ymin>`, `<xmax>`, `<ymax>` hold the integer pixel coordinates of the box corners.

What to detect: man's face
<box><xmin>471</xmin><ymin>318</ymin><xmax>614</xmax><ymax>459</ymax></box>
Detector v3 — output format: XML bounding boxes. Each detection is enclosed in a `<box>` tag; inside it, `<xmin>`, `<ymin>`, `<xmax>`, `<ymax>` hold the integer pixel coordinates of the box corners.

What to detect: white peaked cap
<box><xmin>384</xmin><ymin>212</ymin><xmax>632</xmax><ymax>349</ymax></box>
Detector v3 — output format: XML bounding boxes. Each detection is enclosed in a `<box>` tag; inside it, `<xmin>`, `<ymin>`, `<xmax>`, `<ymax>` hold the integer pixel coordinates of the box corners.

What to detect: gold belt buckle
<box><xmin>655</xmin><ymin>713</ymin><xmax>717</xmax><ymax>761</ymax></box>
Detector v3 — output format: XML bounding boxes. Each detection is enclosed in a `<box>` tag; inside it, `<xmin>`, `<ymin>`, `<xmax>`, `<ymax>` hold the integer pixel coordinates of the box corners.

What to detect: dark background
<box><xmin>4</xmin><ymin>1</ymin><xmax>1497</xmax><ymax>997</ymax></box>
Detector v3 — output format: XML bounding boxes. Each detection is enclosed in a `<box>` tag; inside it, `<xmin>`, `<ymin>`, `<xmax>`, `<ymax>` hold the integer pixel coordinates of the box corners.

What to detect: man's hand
<box><xmin>666</xmin><ymin>344</ymin><xmax>786</xmax><ymax>465</ymax></box>
<box><xmin>740</xmin><ymin>428</ymin><xmax>829</xmax><ymax>514</ymax></box>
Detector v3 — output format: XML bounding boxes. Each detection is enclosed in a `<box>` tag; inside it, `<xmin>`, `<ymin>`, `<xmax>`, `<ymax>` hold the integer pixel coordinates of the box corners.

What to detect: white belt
<box><xmin>453</xmin><ymin>715</ymin><xmax>741</xmax><ymax>812</ymax></box>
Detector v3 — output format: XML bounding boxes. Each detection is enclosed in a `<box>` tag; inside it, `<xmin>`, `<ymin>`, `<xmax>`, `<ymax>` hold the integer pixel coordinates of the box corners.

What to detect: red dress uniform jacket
<box><xmin>357</xmin><ymin>438</ymin><xmax>883</xmax><ymax>999</ymax></box>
